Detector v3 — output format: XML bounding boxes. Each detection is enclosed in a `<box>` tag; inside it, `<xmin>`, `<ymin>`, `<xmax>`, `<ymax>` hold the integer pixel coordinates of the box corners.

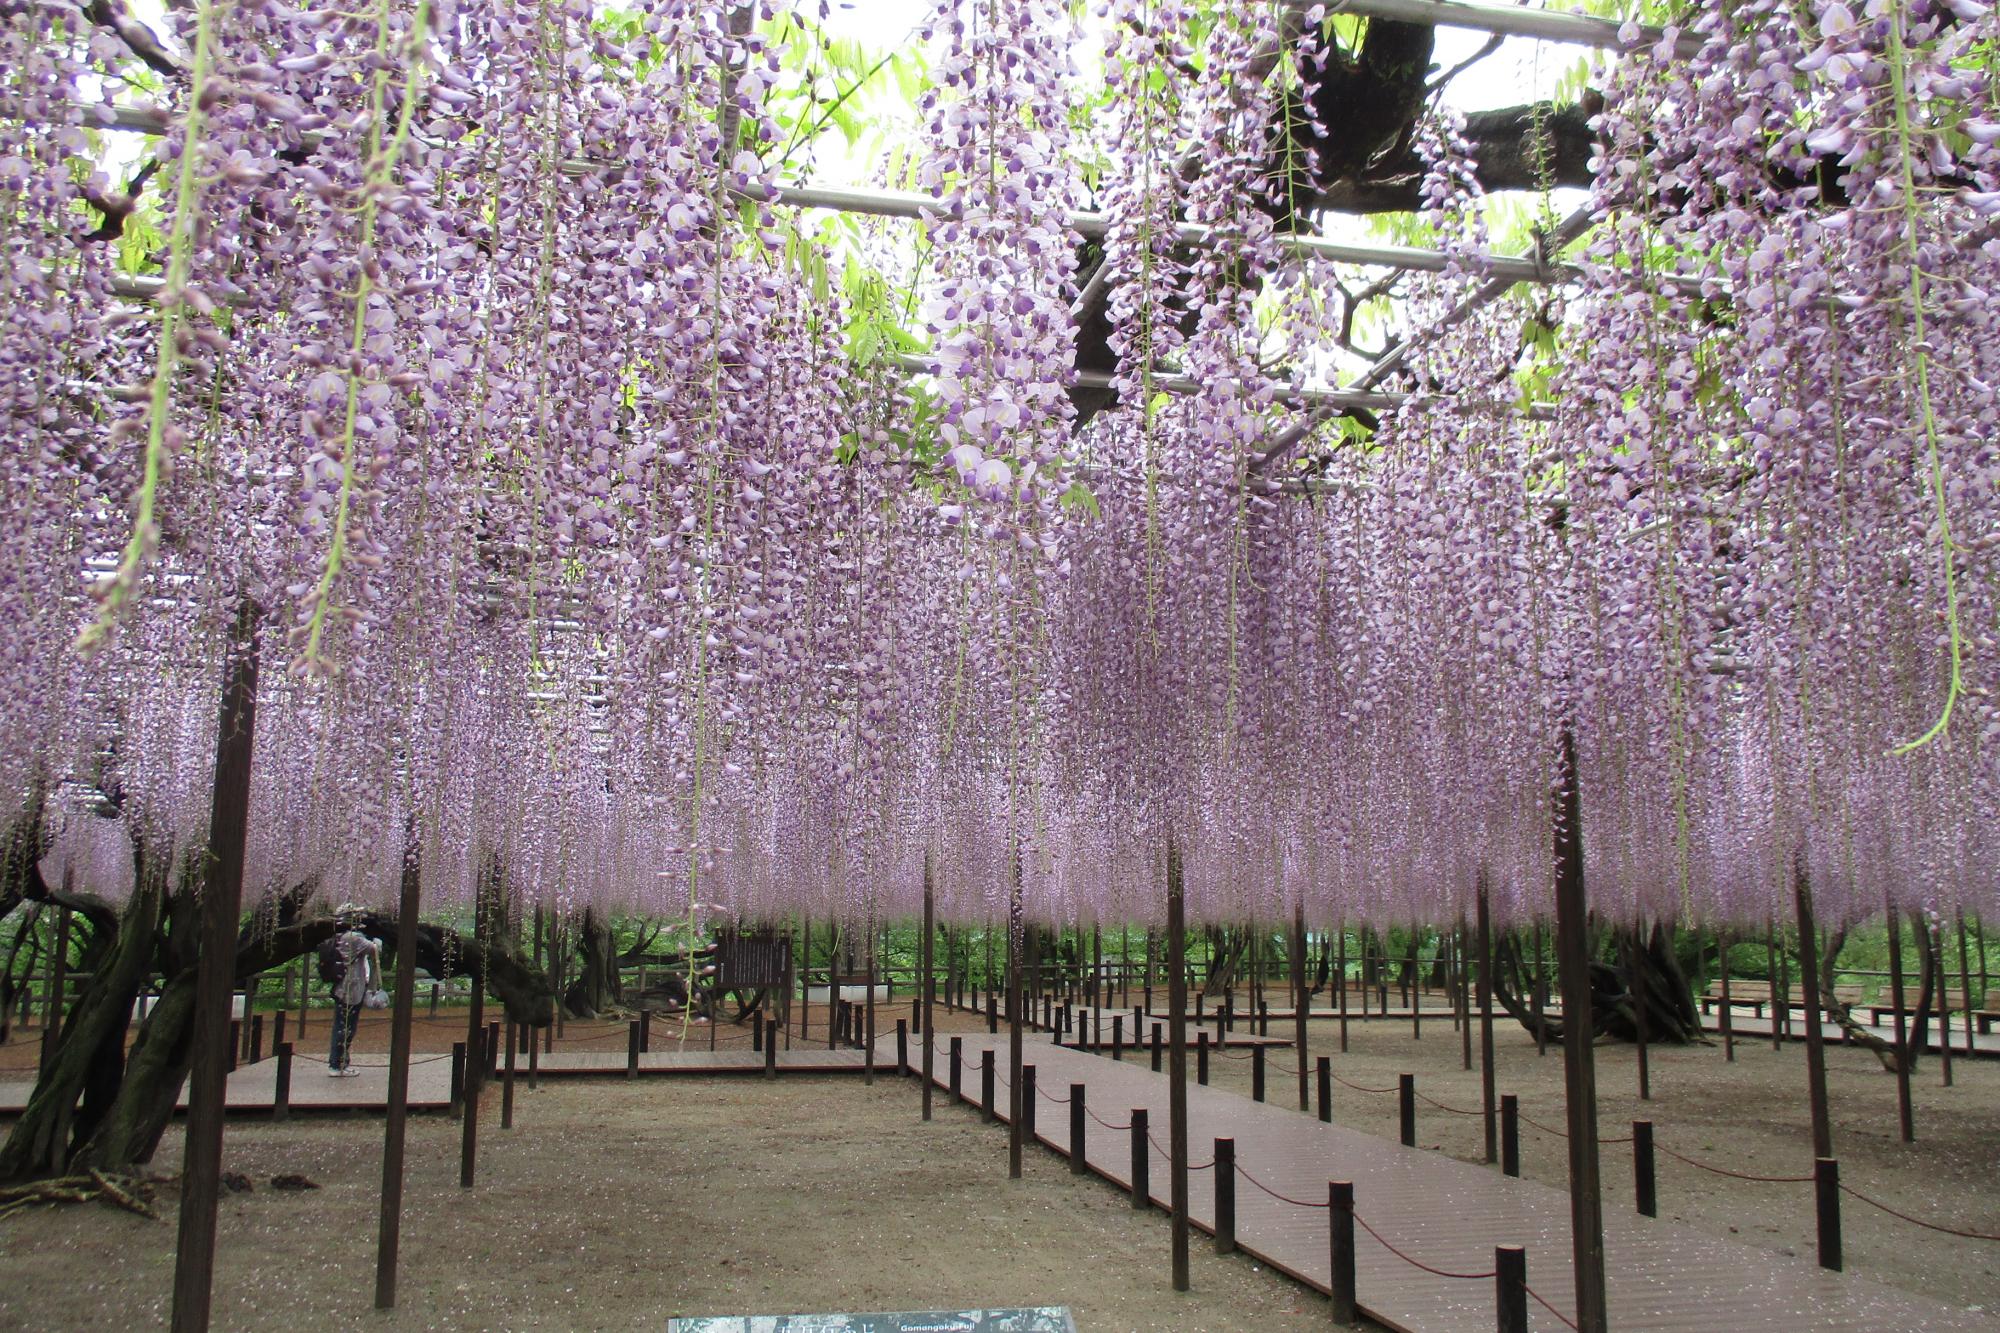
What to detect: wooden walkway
<box><xmin>899</xmin><ymin>1031</ymin><xmax>1987</xmax><ymax>1332</ymax></box>
<box><xmin>0</xmin><ymin>1047</ymin><xmax>879</xmax><ymax>1116</ymax></box>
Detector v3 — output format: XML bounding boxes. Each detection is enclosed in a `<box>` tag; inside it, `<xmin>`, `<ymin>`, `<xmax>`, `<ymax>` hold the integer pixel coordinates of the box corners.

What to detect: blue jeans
<box><xmin>330</xmin><ymin>998</ymin><xmax>361</xmax><ymax>1070</ymax></box>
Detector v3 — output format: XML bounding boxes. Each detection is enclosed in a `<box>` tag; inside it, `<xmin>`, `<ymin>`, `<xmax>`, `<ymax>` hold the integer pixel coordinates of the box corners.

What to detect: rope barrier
<box><xmin>1233</xmin><ymin>1162</ymin><xmax>1329</xmax><ymax>1209</ymax></box>
<box><xmin>1083</xmin><ymin>1104</ymin><xmax>1131</xmax><ymax>1132</ymax></box>
<box><xmin>1525</xmin><ymin>1284</ymin><xmax>1582</xmax><ymax>1331</ymax></box>
<box><xmin>1651</xmin><ymin>1142</ymin><xmax>1812</xmax><ymax>1184</ymax></box>
<box><xmin>1330</xmin><ymin>1071</ymin><xmax>1398</xmax><ymax>1095</ymax></box>
<box><xmin>1838</xmin><ymin>1184</ymin><xmax>2000</xmax><ymax>1241</ymax></box>
<box><xmin>1513</xmin><ymin>1113</ymin><xmax>1631</xmax><ymax>1145</ymax></box>
<box><xmin>1144</xmin><ymin>1128</ymin><xmax>1213</xmax><ymax>1171</ymax></box>
<box><xmin>1415</xmin><ymin>1090</ymin><xmax>1484</xmax><ymax>1117</ymax></box>
<box><xmin>1351</xmin><ymin>1210</ymin><xmax>1498</xmax><ymax>1281</ymax></box>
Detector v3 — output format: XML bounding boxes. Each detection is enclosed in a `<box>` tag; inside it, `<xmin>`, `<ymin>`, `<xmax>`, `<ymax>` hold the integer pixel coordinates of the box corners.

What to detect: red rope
<box><xmin>1351</xmin><ymin>1210</ymin><xmax>1497</xmax><ymax>1281</ymax></box>
<box><xmin>1525</xmin><ymin>1284</ymin><xmax>1582</xmax><ymax>1330</ymax></box>
<box><xmin>1415</xmin><ymin>1091</ymin><xmax>1483</xmax><ymax>1117</ymax></box>
<box><xmin>1144</xmin><ymin>1128</ymin><xmax>1213</xmax><ymax>1170</ymax></box>
<box><xmin>1838</xmin><ymin>1184</ymin><xmax>2000</xmax><ymax>1241</ymax></box>
<box><xmin>1652</xmin><ymin>1142</ymin><xmax>1812</xmax><ymax>1184</ymax></box>
<box><xmin>1331</xmin><ymin>1072</ymin><xmax>1398</xmax><ymax>1095</ymax></box>
<box><xmin>1233</xmin><ymin>1163</ymin><xmax>1329</xmax><ymax>1209</ymax></box>
<box><xmin>1084</xmin><ymin>1104</ymin><xmax>1131</xmax><ymax>1132</ymax></box>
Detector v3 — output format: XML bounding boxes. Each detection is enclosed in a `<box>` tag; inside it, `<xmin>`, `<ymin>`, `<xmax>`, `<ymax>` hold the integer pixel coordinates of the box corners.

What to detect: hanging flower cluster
<box><xmin>0</xmin><ymin>0</ymin><xmax>1991</xmax><ymax>941</ymax></box>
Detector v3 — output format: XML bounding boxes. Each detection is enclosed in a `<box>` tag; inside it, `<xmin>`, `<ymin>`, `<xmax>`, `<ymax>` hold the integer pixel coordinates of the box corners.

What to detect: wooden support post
<box><xmin>1719</xmin><ymin>931</ymin><xmax>1735</xmax><ymax>1061</ymax></box>
<box><xmin>1766</xmin><ymin>921</ymin><xmax>1783</xmax><ymax>1051</ymax></box>
<box><xmin>249</xmin><ymin>1013</ymin><xmax>264</xmax><ymax>1065</ymax></box>
<box><xmin>921</xmin><ymin>854</ymin><xmax>935</xmax><ymax>1121</ymax></box>
<box><xmin>1328</xmin><ymin>1180</ymin><xmax>1357</xmax><ymax>1326</ymax></box>
<box><xmin>1633</xmin><ymin>1118</ymin><xmax>1657</xmax><ymax>1218</ymax></box>
<box><xmin>501</xmin><ymin>1020</ymin><xmax>516</xmax><ymax>1129</ymax></box>
<box><xmin>1931</xmin><ymin>920</ymin><xmax>1954</xmax><ymax>1088</ymax></box>
<box><xmin>273</xmin><ymin>1043</ymin><xmax>292</xmax><ymax>1122</ymax></box>
<box><xmin>528</xmin><ymin>1017</ymin><xmax>538</xmax><ymax>1089</ymax></box>
<box><xmin>1629</xmin><ymin>928</ymin><xmax>1651</xmax><ymax>1101</ymax></box>
<box><xmin>1477</xmin><ymin>881</ymin><xmax>1498</xmax><ymax>1165</ymax></box>
<box><xmin>1252</xmin><ymin>1044</ymin><xmax>1266</xmax><ymax>1102</ymax></box>
<box><xmin>373</xmin><ymin>834</ymin><xmax>423</xmax><ymax>1309</ymax></box>
<box><xmin>1008</xmin><ymin>859</ymin><xmax>1024</xmax><ymax>1179</ymax></box>
<box><xmin>1887</xmin><ymin>902</ymin><xmax>1915</xmax><ymax>1142</ymax></box>
<box><xmin>1151</xmin><ymin>1023</ymin><xmax>1162</xmax><ymax>1071</ymax></box>
<box><xmin>1399</xmin><ymin>1072</ymin><xmax>1415</xmax><ymax>1147</ymax></box>
<box><xmin>1317</xmin><ymin>1056</ymin><xmax>1331</xmax><ymax>1122</ymax></box>
<box><xmin>1552</xmin><ymin>729</ymin><xmax>1607</xmax><ymax>1333</ymax></box>
<box><xmin>626</xmin><ymin>1019</ymin><xmax>640</xmax><ymax>1079</ymax></box>
<box><xmin>1337</xmin><ymin>926</ymin><xmax>1349</xmax><ymax>1052</ymax></box>
<box><xmin>1459</xmin><ymin>922</ymin><xmax>1473</xmax><ymax>1072</ymax></box>
<box><xmin>1213</xmin><ymin>1138</ymin><xmax>1236</xmax><ymax>1254</ymax></box>
<box><xmin>1533</xmin><ymin>918</ymin><xmax>1548</xmax><ymax>1058</ymax></box>
<box><xmin>1197</xmin><ymin>1030</ymin><xmax>1209</xmax><ymax>1085</ymax></box>
<box><xmin>1112</xmin><ymin>1015</ymin><xmax>1123</xmax><ymax>1061</ymax></box>
<box><xmin>1815</xmin><ymin>1156</ymin><xmax>1842</xmax><ymax>1271</ymax></box>
<box><xmin>1167</xmin><ymin>836</ymin><xmax>1191</xmax><ymax>1293</ymax></box>
<box><xmin>865</xmin><ymin>920</ymin><xmax>878</xmax><ymax>1087</ymax></box>
<box><xmin>170</xmin><ymin>599</ymin><xmax>260</xmax><ymax>1333</ymax></box>
<box><xmin>1130</xmin><ymin>1108</ymin><xmax>1149</xmax><ymax>1207</ymax></box>
<box><xmin>1292</xmin><ymin>902</ymin><xmax>1309</xmax><ymax>1111</ymax></box>
<box><xmin>950</xmin><ymin>1035</ymin><xmax>963</xmax><ymax>1103</ymax></box>
<box><xmin>980</xmin><ymin>1046</ymin><xmax>996</xmax><ymax>1122</ymax></box>
<box><xmin>226</xmin><ymin>1021</ymin><xmax>240</xmax><ymax>1074</ymax></box>
<box><xmin>1502</xmin><ymin>1093</ymin><xmax>1520</xmax><ymax>1177</ymax></box>
<box><xmin>449</xmin><ymin>1041</ymin><xmax>465</xmax><ymax>1116</ymax></box>
<box><xmin>1958</xmin><ymin>914</ymin><xmax>1976</xmax><ymax>1058</ymax></box>
<box><xmin>1793</xmin><ymin>858</ymin><xmax>1833</xmax><ymax>1161</ymax></box>
<box><xmin>896</xmin><ymin>1018</ymin><xmax>908</xmax><ymax>1076</ymax></box>
<box><xmin>1021</xmin><ymin>1063</ymin><xmax>1037</xmax><ymax>1140</ymax></box>
<box><xmin>1070</xmin><ymin>1084</ymin><xmax>1087</xmax><ymax>1174</ymax></box>
<box><xmin>763</xmin><ymin>1012</ymin><xmax>776</xmax><ymax>1078</ymax></box>
<box><xmin>1496</xmin><ymin>1244</ymin><xmax>1528</xmax><ymax>1333</ymax></box>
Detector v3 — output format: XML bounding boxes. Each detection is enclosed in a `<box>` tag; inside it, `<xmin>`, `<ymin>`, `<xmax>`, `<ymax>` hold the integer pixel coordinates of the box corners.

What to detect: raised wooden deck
<box><xmin>899</xmin><ymin>1031</ymin><xmax>1987</xmax><ymax>1332</ymax></box>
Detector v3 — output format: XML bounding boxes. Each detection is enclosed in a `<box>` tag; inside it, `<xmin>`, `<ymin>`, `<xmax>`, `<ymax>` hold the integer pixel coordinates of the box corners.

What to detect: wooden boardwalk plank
<box><xmin>899</xmin><ymin>1031</ymin><xmax>1986</xmax><ymax>1333</ymax></box>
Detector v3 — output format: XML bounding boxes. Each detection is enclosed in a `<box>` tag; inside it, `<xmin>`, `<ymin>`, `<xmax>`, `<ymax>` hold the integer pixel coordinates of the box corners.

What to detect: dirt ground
<box><xmin>0</xmin><ymin>1021</ymin><xmax>1371</xmax><ymax>1332</ymax></box>
<box><xmin>4</xmin><ymin>993</ymin><xmax>1995</xmax><ymax>1328</ymax></box>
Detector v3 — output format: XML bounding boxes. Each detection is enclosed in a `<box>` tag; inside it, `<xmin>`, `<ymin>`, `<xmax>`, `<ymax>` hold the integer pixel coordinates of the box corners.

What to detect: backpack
<box><xmin>316</xmin><ymin>936</ymin><xmax>347</xmax><ymax>987</ymax></box>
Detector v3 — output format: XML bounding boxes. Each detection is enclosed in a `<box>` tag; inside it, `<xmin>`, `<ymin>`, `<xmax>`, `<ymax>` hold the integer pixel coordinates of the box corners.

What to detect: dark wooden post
<box><xmin>1957</xmin><ymin>913</ymin><xmax>1976</xmax><ymax>1058</ymax></box>
<box><xmin>1793</xmin><ymin>856</ymin><xmax>1833</xmax><ymax>1162</ymax></box>
<box><xmin>921</xmin><ymin>853</ymin><xmax>935</xmax><ymax>1121</ymax></box>
<box><xmin>1317</xmin><ymin>1055</ymin><xmax>1331</xmax><ymax>1122</ymax></box>
<box><xmin>1930</xmin><ymin>920</ymin><xmax>1954</xmax><ymax>1088</ymax></box>
<box><xmin>1213</xmin><ymin>1138</ymin><xmax>1236</xmax><ymax>1254</ymax></box>
<box><xmin>1167</xmin><ymin>836</ymin><xmax>1191</xmax><ymax>1293</ymax></box>
<box><xmin>1151</xmin><ymin>1023</ymin><xmax>1162</xmax><ymax>1071</ymax></box>
<box><xmin>374</xmin><ymin>832</ymin><xmax>424</xmax><ymax>1308</ymax></box>
<box><xmin>170</xmin><ymin>599</ymin><xmax>260</xmax><ymax>1333</ymax></box>
<box><xmin>981</xmin><ymin>1048</ymin><xmax>995</xmax><ymax>1123</ymax></box>
<box><xmin>1477</xmin><ymin>880</ymin><xmax>1498</xmax><ymax>1165</ymax></box>
<box><xmin>626</xmin><ymin>1019</ymin><xmax>639</xmax><ymax>1079</ymax></box>
<box><xmin>1887</xmin><ymin>901</ymin><xmax>1915</xmax><ymax>1142</ymax></box>
<box><xmin>1552</xmin><ymin>728</ymin><xmax>1608</xmax><ymax>1333</ymax></box>
<box><xmin>1130</xmin><ymin>1108</ymin><xmax>1149</xmax><ymax>1207</ymax></box>
<box><xmin>864</xmin><ymin>917</ymin><xmax>878</xmax><ymax>1086</ymax></box>
<box><xmin>1336</xmin><ymin>925</ymin><xmax>1349</xmax><ymax>1052</ymax></box>
<box><xmin>1458</xmin><ymin>921</ymin><xmax>1473</xmax><ymax>1072</ymax></box>
<box><xmin>1069</xmin><ymin>1083</ymin><xmax>1087</xmax><ymax>1174</ymax></box>
<box><xmin>1496</xmin><ymin>1244</ymin><xmax>1528</xmax><ymax>1333</ymax></box>
<box><xmin>895</xmin><ymin>1018</ymin><xmax>908</xmax><ymax>1076</ymax></box>
<box><xmin>1021</xmin><ymin>1063</ymin><xmax>1037</xmax><ymax>1140</ymax></box>
<box><xmin>1718</xmin><ymin>930</ymin><xmax>1735</xmax><ymax>1061</ymax></box>
<box><xmin>1252</xmin><ymin>1044</ymin><xmax>1266</xmax><ymax>1102</ymax></box>
<box><xmin>501</xmin><ymin>1020</ymin><xmax>516</xmax><ymax>1129</ymax></box>
<box><xmin>1501</xmin><ymin>1093</ymin><xmax>1520</xmax><ymax>1177</ymax></box>
<box><xmin>1815</xmin><ymin>1156</ymin><xmax>1842</xmax><ymax>1270</ymax></box>
<box><xmin>950</xmin><ymin>1035</ymin><xmax>963</xmax><ymax>1103</ymax></box>
<box><xmin>1533</xmin><ymin>918</ymin><xmax>1548</xmax><ymax>1058</ymax></box>
<box><xmin>1398</xmin><ymin>1072</ymin><xmax>1415</xmax><ymax>1147</ymax></box>
<box><xmin>226</xmin><ymin>1021</ymin><xmax>240</xmax><ymax>1074</ymax></box>
<box><xmin>272</xmin><ymin>1043</ymin><xmax>292</xmax><ymax>1122</ymax></box>
<box><xmin>1008</xmin><ymin>861</ymin><xmax>1024</xmax><ymax>1179</ymax></box>
<box><xmin>1766</xmin><ymin>920</ymin><xmax>1783</xmax><ymax>1051</ymax></box>
<box><xmin>1197</xmin><ymin>1030</ymin><xmax>1209</xmax><ymax>1085</ymax></box>
<box><xmin>449</xmin><ymin>1040</ymin><xmax>465</xmax><ymax>1116</ymax></box>
<box><xmin>1329</xmin><ymin>1179</ymin><xmax>1356</xmax><ymax>1325</ymax></box>
<box><xmin>1629</xmin><ymin>926</ymin><xmax>1651</xmax><ymax>1101</ymax></box>
<box><xmin>1292</xmin><ymin>901</ymin><xmax>1309</xmax><ymax>1111</ymax></box>
<box><xmin>1633</xmin><ymin>1119</ymin><xmax>1656</xmax><ymax>1217</ymax></box>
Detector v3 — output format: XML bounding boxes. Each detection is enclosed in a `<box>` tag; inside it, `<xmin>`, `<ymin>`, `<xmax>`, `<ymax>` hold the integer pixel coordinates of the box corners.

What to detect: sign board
<box><xmin>715</xmin><ymin>926</ymin><xmax>791</xmax><ymax>989</ymax></box>
<box><xmin>668</xmin><ymin>1310</ymin><xmax>1076</xmax><ymax>1333</ymax></box>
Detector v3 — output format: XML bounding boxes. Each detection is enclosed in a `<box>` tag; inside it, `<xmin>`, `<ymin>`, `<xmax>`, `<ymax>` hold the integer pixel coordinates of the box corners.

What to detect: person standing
<box><xmin>324</xmin><ymin>905</ymin><xmax>381</xmax><ymax>1077</ymax></box>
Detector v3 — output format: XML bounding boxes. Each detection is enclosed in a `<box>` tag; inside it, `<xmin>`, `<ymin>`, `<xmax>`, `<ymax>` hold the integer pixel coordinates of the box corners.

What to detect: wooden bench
<box><xmin>1701</xmin><ymin>979</ymin><xmax>1772</xmax><ymax>1018</ymax></box>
